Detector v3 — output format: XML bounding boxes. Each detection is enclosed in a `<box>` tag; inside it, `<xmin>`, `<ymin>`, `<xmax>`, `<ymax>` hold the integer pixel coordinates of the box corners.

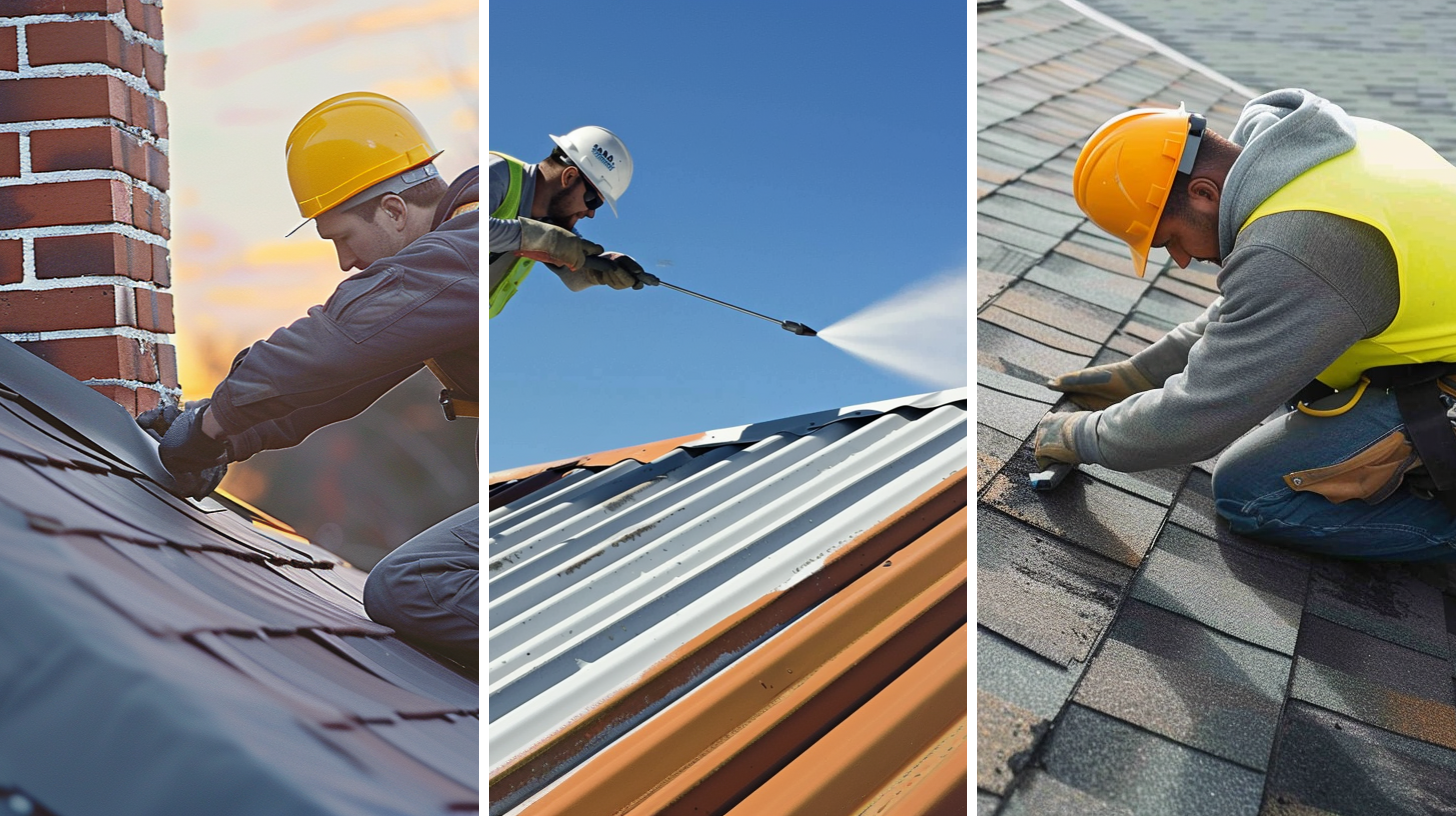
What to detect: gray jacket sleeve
<box><xmin>1129</xmin><ymin>298</ymin><xmax>1223</xmax><ymax>385</ymax></box>
<box><xmin>1083</xmin><ymin>212</ymin><xmax>1396</xmax><ymax>471</ymax></box>
<box><xmin>209</xmin><ymin>215</ymin><xmax>479</xmax><ymax>454</ymax></box>
<box><xmin>224</xmin><ymin>365</ymin><xmax>419</xmax><ymax>462</ymax></box>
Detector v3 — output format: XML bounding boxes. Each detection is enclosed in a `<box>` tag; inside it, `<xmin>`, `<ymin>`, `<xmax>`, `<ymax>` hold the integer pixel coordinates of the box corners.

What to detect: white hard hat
<box><xmin>549</xmin><ymin>126</ymin><xmax>633</xmax><ymax>216</ymax></box>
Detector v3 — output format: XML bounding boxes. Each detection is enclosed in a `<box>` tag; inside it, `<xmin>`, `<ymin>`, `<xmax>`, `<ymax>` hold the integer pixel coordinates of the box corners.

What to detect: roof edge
<box><xmin>1056</xmin><ymin>0</ymin><xmax>1260</xmax><ymax>99</ymax></box>
<box><xmin>488</xmin><ymin>388</ymin><xmax>967</xmax><ymax>487</ymax></box>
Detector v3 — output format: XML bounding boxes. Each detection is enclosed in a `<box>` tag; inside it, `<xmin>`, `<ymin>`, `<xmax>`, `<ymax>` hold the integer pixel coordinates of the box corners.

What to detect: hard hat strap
<box><xmin>334</xmin><ymin>162</ymin><xmax>441</xmax><ymax>212</ymax></box>
<box><xmin>1176</xmin><ymin>113</ymin><xmax>1207</xmax><ymax>176</ymax></box>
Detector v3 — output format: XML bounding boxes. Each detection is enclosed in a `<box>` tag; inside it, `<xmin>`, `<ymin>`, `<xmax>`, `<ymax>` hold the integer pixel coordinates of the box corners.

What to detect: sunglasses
<box><xmin>570</xmin><ymin>164</ymin><xmax>605</xmax><ymax>211</ymax></box>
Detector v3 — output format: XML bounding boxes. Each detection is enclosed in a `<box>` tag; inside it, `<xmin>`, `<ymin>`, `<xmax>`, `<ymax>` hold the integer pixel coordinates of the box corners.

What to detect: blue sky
<box><xmin>487</xmin><ymin>1</ymin><xmax>967</xmax><ymax>470</ymax></box>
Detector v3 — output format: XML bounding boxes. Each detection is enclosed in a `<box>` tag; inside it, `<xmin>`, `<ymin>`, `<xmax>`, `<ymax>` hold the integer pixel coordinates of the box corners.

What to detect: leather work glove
<box><xmin>592</xmin><ymin>252</ymin><xmax>659</xmax><ymax>290</ymax></box>
<box><xmin>138</xmin><ymin>401</ymin><xmax>229</xmax><ymax>499</ymax></box>
<box><xmin>1046</xmin><ymin>359</ymin><xmax>1155</xmax><ymax>411</ymax></box>
<box><xmin>1033</xmin><ymin>410</ymin><xmax>1095</xmax><ymax>470</ymax></box>
<box><xmin>516</xmin><ymin>218</ymin><xmax>603</xmax><ymax>271</ymax></box>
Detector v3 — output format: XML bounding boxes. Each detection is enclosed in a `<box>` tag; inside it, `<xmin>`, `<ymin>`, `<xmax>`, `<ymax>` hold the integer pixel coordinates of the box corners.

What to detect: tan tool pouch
<box><xmin>1283</xmin><ymin>429</ymin><xmax>1421</xmax><ymax>504</ymax></box>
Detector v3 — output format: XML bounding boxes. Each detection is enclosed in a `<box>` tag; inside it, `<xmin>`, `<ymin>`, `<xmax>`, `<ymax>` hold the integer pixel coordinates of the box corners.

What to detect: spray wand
<box><xmin>583</xmin><ymin>256</ymin><xmax>817</xmax><ymax>337</ymax></box>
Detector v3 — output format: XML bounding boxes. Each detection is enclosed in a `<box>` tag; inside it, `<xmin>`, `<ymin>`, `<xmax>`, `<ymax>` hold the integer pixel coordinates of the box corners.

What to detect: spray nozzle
<box><xmin>781</xmin><ymin>321</ymin><xmax>817</xmax><ymax>337</ymax></box>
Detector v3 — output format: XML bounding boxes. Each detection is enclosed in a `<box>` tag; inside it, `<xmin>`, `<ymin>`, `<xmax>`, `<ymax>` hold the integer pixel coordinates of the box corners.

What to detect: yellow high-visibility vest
<box><xmin>488</xmin><ymin>151</ymin><xmax>534</xmax><ymax>319</ymax></box>
<box><xmin>1243</xmin><ymin>118</ymin><xmax>1456</xmax><ymax>389</ymax></box>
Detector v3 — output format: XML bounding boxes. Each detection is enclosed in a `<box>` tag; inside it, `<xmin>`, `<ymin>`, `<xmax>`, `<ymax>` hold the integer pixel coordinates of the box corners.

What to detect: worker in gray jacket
<box><xmin>488</xmin><ymin>126</ymin><xmax>656</xmax><ymax>318</ymax></box>
<box><xmin>144</xmin><ymin>92</ymin><xmax>480</xmax><ymax>659</ymax></box>
<box><xmin>1037</xmin><ymin>88</ymin><xmax>1456</xmax><ymax>561</ymax></box>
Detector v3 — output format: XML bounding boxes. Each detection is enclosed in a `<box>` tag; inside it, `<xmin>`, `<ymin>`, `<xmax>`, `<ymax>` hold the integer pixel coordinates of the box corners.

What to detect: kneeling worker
<box><xmin>143</xmin><ymin>92</ymin><xmax>481</xmax><ymax>659</ymax></box>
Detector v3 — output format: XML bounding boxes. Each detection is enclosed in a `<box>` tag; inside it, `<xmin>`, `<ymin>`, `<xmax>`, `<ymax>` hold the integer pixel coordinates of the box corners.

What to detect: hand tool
<box><xmin>584</xmin><ymin>256</ymin><xmax>817</xmax><ymax>336</ymax></box>
<box><xmin>1029</xmin><ymin>461</ymin><xmax>1075</xmax><ymax>491</ymax></box>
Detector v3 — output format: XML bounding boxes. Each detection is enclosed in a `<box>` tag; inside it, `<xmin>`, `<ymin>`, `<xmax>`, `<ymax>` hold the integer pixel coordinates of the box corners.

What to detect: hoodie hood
<box><xmin>1217</xmin><ymin>89</ymin><xmax>1358</xmax><ymax>258</ymax></box>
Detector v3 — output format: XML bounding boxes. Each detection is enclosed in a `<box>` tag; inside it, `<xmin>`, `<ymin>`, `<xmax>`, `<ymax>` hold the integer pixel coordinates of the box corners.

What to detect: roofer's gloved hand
<box><xmin>157</xmin><ymin>399</ymin><xmax>228</xmax><ymax>474</ymax></box>
<box><xmin>1046</xmin><ymin>359</ymin><xmax>1155</xmax><ymax>411</ymax></box>
<box><xmin>516</xmin><ymin>218</ymin><xmax>603</xmax><ymax>271</ymax></box>
<box><xmin>591</xmin><ymin>252</ymin><xmax>657</xmax><ymax>290</ymax></box>
<box><xmin>1034</xmin><ymin>410</ymin><xmax>1094</xmax><ymax>470</ymax></box>
<box><xmin>141</xmin><ymin>401</ymin><xmax>229</xmax><ymax>500</ymax></box>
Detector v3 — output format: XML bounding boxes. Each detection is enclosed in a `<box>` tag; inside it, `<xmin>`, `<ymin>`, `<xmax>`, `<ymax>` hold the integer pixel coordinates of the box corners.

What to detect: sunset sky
<box><xmin>164</xmin><ymin>0</ymin><xmax>479</xmax><ymax>399</ymax></box>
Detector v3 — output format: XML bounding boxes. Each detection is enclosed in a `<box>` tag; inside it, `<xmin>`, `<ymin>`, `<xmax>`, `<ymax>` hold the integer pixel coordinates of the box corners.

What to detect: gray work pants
<box><xmin>363</xmin><ymin>503</ymin><xmax>479</xmax><ymax>658</ymax></box>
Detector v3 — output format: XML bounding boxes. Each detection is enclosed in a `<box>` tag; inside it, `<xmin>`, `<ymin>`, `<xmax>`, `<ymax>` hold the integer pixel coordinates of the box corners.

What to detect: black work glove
<box><xmin>138</xmin><ymin>401</ymin><xmax>229</xmax><ymax>500</ymax></box>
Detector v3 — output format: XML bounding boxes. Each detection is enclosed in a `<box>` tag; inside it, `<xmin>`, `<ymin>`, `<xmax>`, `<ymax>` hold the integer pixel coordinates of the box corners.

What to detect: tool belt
<box><xmin>425</xmin><ymin>358</ymin><xmax>478</xmax><ymax>421</ymax></box>
<box><xmin>1291</xmin><ymin>362</ymin><xmax>1456</xmax><ymax>512</ymax></box>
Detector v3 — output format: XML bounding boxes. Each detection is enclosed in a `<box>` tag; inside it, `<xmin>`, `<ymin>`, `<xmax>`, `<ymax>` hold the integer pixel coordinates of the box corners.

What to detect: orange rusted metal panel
<box><xmin>723</xmin><ymin>624</ymin><xmax>968</xmax><ymax>816</ymax></box>
<box><xmin>860</xmin><ymin>716</ymin><xmax>968</xmax><ymax>816</ymax></box>
<box><xmin>517</xmin><ymin>504</ymin><xmax>967</xmax><ymax>816</ymax></box>
<box><xmin>487</xmin><ymin>432</ymin><xmax>707</xmax><ymax>486</ymax></box>
<box><xmin>490</xmin><ymin>470</ymin><xmax>968</xmax><ymax>809</ymax></box>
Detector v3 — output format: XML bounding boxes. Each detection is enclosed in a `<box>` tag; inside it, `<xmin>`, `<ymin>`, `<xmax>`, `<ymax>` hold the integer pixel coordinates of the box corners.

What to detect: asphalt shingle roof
<box><xmin>0</xmin><ymin>336</ymin><xmax>478</xmax><ymax>815</ymax></box>
<box><xmin>976</xmin><ymin>2</ymin><xmax>1456</xmax><ymax>814</ymax></box>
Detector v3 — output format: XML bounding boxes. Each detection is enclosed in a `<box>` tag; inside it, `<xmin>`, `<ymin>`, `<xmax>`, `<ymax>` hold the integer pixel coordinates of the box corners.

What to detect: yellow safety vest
<box><xmin>1243</xmin><ymin>118</ymin><xmax>1456</xmax><ymax>389</ymax></box>
<box><xmin>488</xmin><ymin>151</ymin><xmax>534</xmax><ymax>318</ymax></box>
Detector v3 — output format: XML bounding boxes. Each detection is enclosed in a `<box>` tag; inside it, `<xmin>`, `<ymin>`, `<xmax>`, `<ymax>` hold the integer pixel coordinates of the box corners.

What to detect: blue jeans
<box><xmin>1212</xmin><ymin>387</ymin><xmax>1456</xmax><ymax>561</ymax></box>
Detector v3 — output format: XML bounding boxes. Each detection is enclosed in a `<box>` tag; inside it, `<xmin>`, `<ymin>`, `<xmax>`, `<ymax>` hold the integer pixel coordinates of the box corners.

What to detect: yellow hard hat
<box><xmin>1072</xmin><ymin>105</ymin><xmax>1205</xmax><ymax>277</ymax></box>
<box><xmin>285</xmin><ymin>92</ymin><xmax>444</xmax><ymax>219</ymax></box>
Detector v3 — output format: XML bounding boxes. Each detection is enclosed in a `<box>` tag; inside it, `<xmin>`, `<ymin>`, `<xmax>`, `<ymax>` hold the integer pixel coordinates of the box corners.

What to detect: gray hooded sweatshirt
<box><xmin>1082</xmin><ymin>89</ymin><xmax>1403</xmax><ymax>471</ymax></box>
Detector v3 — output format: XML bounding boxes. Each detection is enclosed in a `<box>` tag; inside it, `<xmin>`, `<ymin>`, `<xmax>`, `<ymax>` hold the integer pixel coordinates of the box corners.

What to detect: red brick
<box><xmin>133</xmin><ymin>287</ymin><xmax>171</xmax><ymax>332</ymax></box>
<box><xmin>0</xmin><ymin>240</ymin><xmax>20</xmax><ymax>285</ymax></box>
<box><xmin>0</xmin><ymin>26</ymin><xmax>17</xmax><ymax>73</ymax></box>
<box><xmin>17</xmin><ymin>334</ymin><xmax>151</xmax><ymax>380</ymax></box>
<box><xmin>30</xmin><ymin>126</ymin><xmax>168</xmax><ymax>189</ymax></box>
<box><xmin>151</xmin><ymin>242</ymin><xmax>169</xmax><ymax>286</ymax></box>
<box><xmin>130</xmin><ymin>186</ymin><xmax>167</xmax><ymax>238</ymax></box>
<box><xmin>135</xmin><ymin>386</ymin><xmax>159</xmax><ymax>413</ymax></box>
<box><xmin>28</xmin><ymin>21</ymin><xmax>144</xmax><ymax>77</ymax></box>
<box><xmin>0</xmin><ymin>76</ymin><xmax>162</xmax><ymax>136</ymax></box>
<box><xmin>86</xmin><ymin>383</ymin><xmax>137</xmax><ymax>415</ymax></box>
<box><xmin>0</xmin><ymin>286</ymin><xmax>130</xmax><ymax>332</ymax></box>
<box><xmin>155</xmin><ymin>340</ymin><xmax>175</xmax><ymax>387</ymax></box>
<box><xmin>142</xmin><ymin>43</ymin><xmax>163</xmax><ymax>91</ymax></box>
<box><xmin>0</xmin><ymin>132</ymin><xmax>18</xmax><ymax>177</ymax></box>
<box><xmin>34</xmin><ymin>232</ymin><xmax>161</xmax><ymax>281</ymax></box>
<box><xmin>123</xmin><ymin>0</ymin><xmax>163</xmax><ymax>40</ymax></box>
<box><xmin>0</xmin><ymin>0</ymin><xmax>120</xmax><ymax>12</ymax></box>
<box><xmin>0</xmin><ymin>179</ymin><xmax>129</xmax><ymax>230</ymax></box>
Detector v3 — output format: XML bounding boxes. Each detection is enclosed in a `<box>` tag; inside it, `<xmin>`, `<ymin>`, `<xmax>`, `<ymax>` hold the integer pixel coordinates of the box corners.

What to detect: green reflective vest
<box><xmin>1242</xmin><ymin>118</ymin><xmax>1456</xmax><ymax>389</ymax></box>
<box><xmin>489</xmin><ymin>151</ymin><xmax>534</xmax><ymax>318</ymax></box>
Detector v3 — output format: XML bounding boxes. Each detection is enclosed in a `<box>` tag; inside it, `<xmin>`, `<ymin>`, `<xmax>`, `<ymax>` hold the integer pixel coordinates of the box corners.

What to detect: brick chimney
<box><xmin>0</xmin><ymin>0</ymin><xmax>173</xmax><ymax>416</ymax></box>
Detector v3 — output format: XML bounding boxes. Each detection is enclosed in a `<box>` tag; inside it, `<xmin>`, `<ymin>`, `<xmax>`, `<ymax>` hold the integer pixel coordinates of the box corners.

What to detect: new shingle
<box><xmin>1130</xmin><ymin>523</ymin><xmax>1309</xmax><ymax>655</ymax></box>
<box><xmin>1025</xmin><ymin>252</ymin><xmax>1149</xmax><ymax>314</ymax></box>
<box><xmin>1305</xmin><ymin>559</ymin><xmax>1451</xmax><ymax>659</ymax></box>
<box><xmin>987</xmin><ymin>280</ymin><xmax>1126</xmax><ymax>345</ymax></box>
<box><xmin>1034</xmin><ymin>704</ymin><xmax>1266</xmax><ymax>816</ymax></box>
<box><xmin>977</xmin><ymin>506</ymin><xmax>1132</xmax><ymax>666</ymax></box>
<box><xmin>1262</xmin><ymin>700</ymin><xmax>1456</xmax><ymax>815</ymax></box>
<box><xmin>982</xmin><ymin>447</ymin><xmax>1169</xmax><ymax>568</ymax></box>
<box><xmin>976</xmin><ymin>626</ymin><xmax>1081</xmax><ymax>720</ymax></box>
<box><xmin>1073</xmin><ymin>599</ymin><xmax>1291</xmax><ymax>769</ymax></box>
<box><xmin>1291</xmin><ymin>612</ymin><xmax>1456</xmax><ymax>750</ymax></box>
<box><xmin>978</xmin><ymin>321</ymin><xmax>1091</xmax><ymax>383</ymax></box>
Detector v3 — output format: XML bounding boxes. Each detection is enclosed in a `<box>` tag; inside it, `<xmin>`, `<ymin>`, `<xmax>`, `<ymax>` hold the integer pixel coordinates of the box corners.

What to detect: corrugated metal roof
<box><xmin>487</xmin><ymin>389</ymin><xmax>967</xmax><ymax>814</ymax></box>
<box><xmin>0</xmin><ymin>335</ymin><xmax>477</xmax><ymax>815</ymax></box>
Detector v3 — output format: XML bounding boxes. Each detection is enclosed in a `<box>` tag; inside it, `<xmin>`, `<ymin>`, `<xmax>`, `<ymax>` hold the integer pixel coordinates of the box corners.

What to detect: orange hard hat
<box><xmin>1072</xmin><ymin>105</ymin><xmax>1205</xmax><ymax>277</ymax></box>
